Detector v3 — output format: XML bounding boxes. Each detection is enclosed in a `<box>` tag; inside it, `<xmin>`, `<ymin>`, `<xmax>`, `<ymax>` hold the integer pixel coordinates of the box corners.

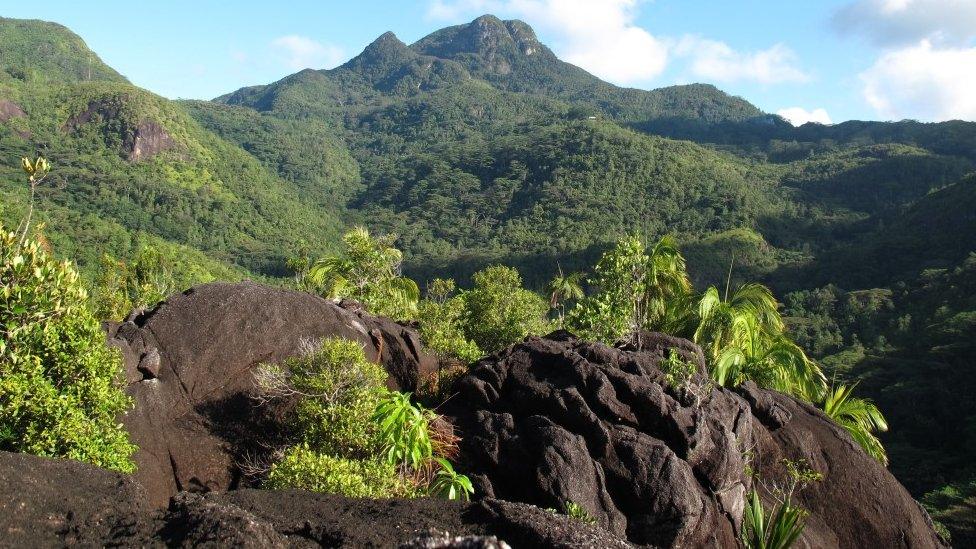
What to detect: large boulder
<box><xmin>108</xmin><ymin>281</ymin><xmax>438</xmax><ymax>507</ymax></box>
<box><xmin>444</xmin><ymin>332</ymin><xmax>946</xmax><ymax>548</ymax></box>
<box><xmin>0</xmin><ymin>451</ymin><xmax>631</xmax><ymax>548</ymax></box>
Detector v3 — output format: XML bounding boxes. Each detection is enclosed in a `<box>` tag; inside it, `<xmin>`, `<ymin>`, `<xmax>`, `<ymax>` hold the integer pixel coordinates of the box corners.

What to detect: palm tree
<box><xmin>307</xmin><ymin>227</ymin><xmax>419</xmax><ymax>320</ymax></box>
<box><xmin>695</xmin><ymin>283</ymin><xmax>784</xmax><ymax>362</ymax></box>
<box><xmin>712</xmin><ymin>314</ymin><xmax>827</xmax><ymax>401</ymax></box>
<box><xmin>642</xmin><ymin>235</ymin><xmax>695</xmax><ymax>335</ymax></box>
<box><xmin>820</xmin><ymin>384</ymin><xmax>889</xmax><ymax>465</ymax></box>
<box><xmin>548</xmin><ymin>266</ymin><xmax>584</xmax><ymax>328</ymax></box>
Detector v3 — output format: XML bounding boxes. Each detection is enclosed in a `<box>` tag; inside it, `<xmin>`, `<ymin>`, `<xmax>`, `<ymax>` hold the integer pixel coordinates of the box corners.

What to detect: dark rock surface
<box><xmin>108</xmin><ymin>281</ymin><xmax>438</xmax><ymax>507</ymax></box>
<box><xmin>445</xmin><ymin>332</ymin><xmax>946</xmax><ymax>548</ymax></box>
<box><xmin>0</xmin><ymin>451</ymin><xmax>630</xmax><ymax>548</ymax></box>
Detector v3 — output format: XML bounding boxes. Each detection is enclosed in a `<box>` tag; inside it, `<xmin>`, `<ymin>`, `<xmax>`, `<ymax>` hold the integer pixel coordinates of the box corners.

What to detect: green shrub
<box><xmin>0</xmin><ymin>227</ymin><xmax>136</xmax><ymax>472</ymax></box>
<box><xmin>417</xmin><ymin>278</ymin><xmax>481</xmax><ymax>363</ymax></box>
<box><xmin>373</xmin><ymin>391</ymin><xmax>435</xmax><ymax>469</ymax></box>
<box><xmin>265</xmin><ymin>444</ymin><xmax>416</xmax><ymax>498</ymax></box>
<box><xmin>564</xmin><ymin>501</ymin><xmax>597</xmax><ymax>525</ymax></box>
<box><xmin>429</xmin><ymin>457</ymin><xmax>474</xmax><ymax>501</ymax></box>
<box><xmin>462</xmin><ymin>265</ymin><xmax>551</xmax><ymax>354</ymax></box>
<box><xmin>741</xmin><ymin>488</ymin><xmax>807</xmax><ymax>549</ymax></box>
<box><xmin>256</xmin><ymin>337</ymin><xmax>388</xmax><ymax>458</ymax></box>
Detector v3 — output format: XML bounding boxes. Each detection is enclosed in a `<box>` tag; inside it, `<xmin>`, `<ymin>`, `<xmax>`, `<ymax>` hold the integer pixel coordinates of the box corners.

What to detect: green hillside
<box><xmin>0</xmin><ymin>21</ymin><xmax>350</xmax><ymax>281</ymax></box>
<box><xmin>0</xmin><ymin>16</ymin><xmax>127</xmax><ymax>85</ymax></box>
<box><xmin>2</xmin><ymin>14</ymin><xmax>976</xmax><ymax>539</ymax></box>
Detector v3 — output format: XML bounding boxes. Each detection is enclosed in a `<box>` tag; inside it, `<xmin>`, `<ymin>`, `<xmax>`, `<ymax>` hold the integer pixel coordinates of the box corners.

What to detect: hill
<box><xmin>2</xmin><ymin>15</ymin><xmax>976</xmax><ymax>539</ymax></box>
<box><xmin>0</xmin><ymin>19</ymin><xmax>350</xmax><ymax>281</ymax></box>
<box><xmin>0</xmin><ymin>16</ymin><xmax>127</xmax><ymax>85</ymax></box>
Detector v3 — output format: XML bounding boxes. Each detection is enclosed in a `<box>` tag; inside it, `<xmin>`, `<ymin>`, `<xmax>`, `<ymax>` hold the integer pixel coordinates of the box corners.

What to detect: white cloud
<box><xmin>859</xmin><ymin>40</ymin><xmax>976</xmax><ymax>121</ymax></box>
<box><xmin>428</xmin><ymin>0</ymin><xmax>668</xmax><ymax>84</ymax></box>
<box><xmin>833</xmin><ymin>0</ymin><xmax>976</xmax><ymax>46</ymax></box>
<box><xmin>426</xmin><ymin>1</ymin><xmax>812</xmax><ymax>87</ymax></box>
<box><xmin>674</xmin><ymin>37</ymin><xmax>810</xmax><ymax>85</ymax></box>
<box><xmin>777</xmin><ymin>107</ymin><xmax>832</xmax><ymax>126</ymax></box>
<box><xmin>271</xmin><ymin>35</ymin><xmax>345</xmax><ymax>71</ymax></box>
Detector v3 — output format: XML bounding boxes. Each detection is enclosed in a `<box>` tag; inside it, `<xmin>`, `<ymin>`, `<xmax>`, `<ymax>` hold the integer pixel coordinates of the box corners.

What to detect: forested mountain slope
<box><xmin>2</xmin><ymin>14</ymin><xmax>976</xmax><ymax>541</ymax></box>
<box><xmin>0</xmin><ymin>19</ymin><xmax>348</xmax><ymax>281</ymax></box>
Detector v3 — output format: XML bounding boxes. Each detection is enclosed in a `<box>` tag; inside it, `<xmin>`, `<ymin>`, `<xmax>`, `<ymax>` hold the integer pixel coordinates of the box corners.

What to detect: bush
<box><xmin>0</xmin><ymin>227</ymin><xmax>136</xmax><ymax>472</ymax></box>
<box><xmin>429</xmin><ymin>457</ymin><xmax>474</xmax><ymax>501</ymax></box>
<box><xmin>265</xmin><ymin>444</ymin><xmax>416</xmax><ymax>498</ymax></box>
<box><xmin>257</xmin><ymin>337</ymin><xmax>471</xmax><ymax>500</ymax></box>
<box><xmin>256</xmin><ymin>337</ymin><xmax>388</xmax><ymax>458</ymax></box>
<box><xmin>417</xmin><ymin>278</ymin><xmax>481</xmax><ymax>363</ymax></box>
<box><xmin>564</xmin><ymin>501</ymin><xmax>597</xmax><ymax>525</ymax></box>
<box><xmin>741</xmin><ymin>488</ymin><xmax>807</xmax><ymax>549</ymax></box>
<box><xmin>373</xmin><ymin>391</ymin><xmax>435</xmax><ymax>468</ymax></box>
<box><xmin>462</xmin><ymin>265</ymin><xmax>551</xmax><ymax>354</ymax></box>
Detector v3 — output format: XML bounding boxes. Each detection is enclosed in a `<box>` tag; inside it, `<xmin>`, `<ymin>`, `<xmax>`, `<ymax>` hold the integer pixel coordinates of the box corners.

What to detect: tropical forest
<box><xmin>0</xmin><ymin>6</ymin><xmax>973</xmax><ymax>548</ymax></box>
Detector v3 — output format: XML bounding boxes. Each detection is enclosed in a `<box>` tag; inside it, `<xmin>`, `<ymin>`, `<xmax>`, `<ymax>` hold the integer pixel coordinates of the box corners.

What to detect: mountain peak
<box><xmin>411</xmin><ymin>14</ymin><xmax>545</xmax><ymax>60</ymax></box>
<box><xmin>0</xmin><ymin>17</ymin><xmax>128</xmax><ymax>84</ymax></box>
<box><xmin>372</xmin><ymin>31</ymin><xmax>404</xmax><ymax>48</ymax></box>
<box><xmin>342</xmin><ymin>30</ymin><xmax>413</xmax><ymax>73</ymax></box>
<box><xmin>362</xmin><ymin>31</ymin><xmax>408</xmax><ymax>57</ymax></box>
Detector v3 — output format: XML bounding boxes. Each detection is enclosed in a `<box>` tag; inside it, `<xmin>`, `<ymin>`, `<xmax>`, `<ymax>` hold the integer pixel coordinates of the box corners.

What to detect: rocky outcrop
<box><xmin>63</xmin><ymin>96</ymin><xmax>177</xmax><ymax>161</ymax></box>
<box><xmin>0</xmin><ymin>451</ymin><xmax>629</xmax><ymax>548</ymax></box>
<box><xmin>128</xmin><ymin>120</ymin><xmax>176</xmax><ymax>161</ymax></box>
<box><xmin>445</xmin><ymin>332</ymin><xmax>946</xmax><ymax>548</ymax></box>
<box><xmin>0</xmin><ymin>99</ymin><xmax>25</xmax><ymax>122</ymax></box>
<box><xmin>108</xmin><ymin>281</ymin><xmax>438</xmax><ymax>507</ymax></box>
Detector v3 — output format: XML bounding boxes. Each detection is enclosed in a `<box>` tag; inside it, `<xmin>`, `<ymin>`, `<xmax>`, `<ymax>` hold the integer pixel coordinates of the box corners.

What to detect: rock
<box><xmin>62</xmin><ymin>96</ymin><xmax>177</xmax><ymax>161</ymax></box>
<box><xmin>137</xmin><ymin>347</ymin><xmax>161</xmax><ymax>379</ymax></box>
<box><xmin>0</xmin><ymin>99</ymin><xmax>25</xmax><ymax>122</ymax></box>
<box><xmin>737</xmin><ymin>382</ymin><xmax>948</xmax><ymax>549</ymax></box>
<box><xmin>444</xmin><ymin>332</ymin><xmax>946</xmax><ymax>548</ymax></box>
<box><xmin>0</xmin><ymin>451</ymin><xmax>150</xmax><ymax>547</ymax></box>
<box><xmin>128</xmin><ymin>120</ymin><xmax>176</xmax><ymax>161</ymax></box>
<box><xmin>107</xmin><ymin>281</ymin><xmax>438</xmax><ymax>507</ymax></box>
<box><xmin>399</xmin><ymin>531</ymin><xmax>511</xmax><ymax>549</ymax></box>
<box><xmin>0</xmin><ymin>451</ymin><xmax>630</xmax><ymax>548</ymax></box>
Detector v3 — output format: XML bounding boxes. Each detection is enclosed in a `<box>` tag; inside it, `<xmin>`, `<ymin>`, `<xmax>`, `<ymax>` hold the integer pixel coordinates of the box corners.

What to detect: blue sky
<box><xmin>5</xmin><ymin>0</ymin><xmax>975</xmax><ymax>123</ymax></box>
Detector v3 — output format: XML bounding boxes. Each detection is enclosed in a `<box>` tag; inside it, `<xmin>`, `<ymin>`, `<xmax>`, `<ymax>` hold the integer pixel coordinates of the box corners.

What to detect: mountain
<box><xmin>0</xmin><ymin>17</ymin><xmax>127</xmax><ymax>85</ymax></box>
<box><xmin>199</xmin><ymin>18</ymin><xmax>976</xmax><ymax>540</ymax></box>
<box><xmin>2</xmin><ymin>15</ymin><xmax>976</xmax><ymax>539</ymax></box>
<box><xmin>0</xmin><ymin>19</ymin><xmax>351</xmax><ymax>281</ymax></box>
<box><xmin>218</xmin><ymin>15</ymin><xmax>762</xmax><ymax>125</ymax></box>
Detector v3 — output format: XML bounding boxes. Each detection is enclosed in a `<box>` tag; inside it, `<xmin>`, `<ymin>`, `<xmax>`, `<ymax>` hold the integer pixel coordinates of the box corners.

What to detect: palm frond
<box><xmin>821</xmin><ymin>384</ymin><xmax>889</xmax><ymax>464</ymax></box>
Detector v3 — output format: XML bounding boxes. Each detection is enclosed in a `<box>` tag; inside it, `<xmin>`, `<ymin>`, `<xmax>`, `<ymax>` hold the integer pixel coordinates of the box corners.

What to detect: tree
<box><xmin>462</xmin><ymin>265</ymin><xmax>550</xmax><ymax>354</ymax></box>
<box><xmin>695</xmin><ymin>283</ymin><xmax>784</xmax><ymax>362</ymax></box>
<box><xmin>547</xmin><ymin>266</ymin><xmax>584</xmax><ymax>328</ymax></box>
<box><xmin>820</xmin><ymin>384</ymin><xmax>889</xmax><ymax>465</ymax></box>
<box><xmin>568</xmin><ymin>235</ymin><xmax>693</xmax><ymax>344</ymax></box>
<box><xmin>711</xmin><ymin>313</ymin><xmax>826</xmax><ymax>401</ymax></box>
<box><xmin>0</xmin><ymin>225</ymin><xmax>136</xmax><ymax>472</ymax></box>
<box><xmin>416</xmin><ymin>278</ymin><xmax>481</xmax><ymax>363</ymax></box>
<box><xmin>306</xmin><ymin>227</ymin><xmax>420</xmax><ymax>320</ymax></box>
<box><xmin>695</xmin><ymin>282</ymin><xmax>827</xmax><ymax>400</ymax></box>
<box><xmin>93</xmin><ymin>246</ymin><xmax>178</xmax><ymax>320</ymax></box>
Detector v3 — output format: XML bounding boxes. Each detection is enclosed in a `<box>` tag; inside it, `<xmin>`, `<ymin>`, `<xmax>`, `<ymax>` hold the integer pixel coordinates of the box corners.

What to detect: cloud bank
<box><xmin>834</xmin><ymin>0</ymin><xmax>976</xmax><ymax>121</ymax></box>
<box><xmin>777</xmin><ymin>107</ymin><xmax>833</xmax><ymax>126</ymax></box>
